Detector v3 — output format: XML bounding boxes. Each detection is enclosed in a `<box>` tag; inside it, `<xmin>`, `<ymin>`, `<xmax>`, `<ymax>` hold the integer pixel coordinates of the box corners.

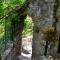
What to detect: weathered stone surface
<box><xmin>27</xmin><ymin>0</ymin><xmax>55</xmax><ymax>60</ymax></box>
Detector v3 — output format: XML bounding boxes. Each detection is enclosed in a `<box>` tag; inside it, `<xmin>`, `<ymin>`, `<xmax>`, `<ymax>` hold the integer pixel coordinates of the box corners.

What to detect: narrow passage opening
<box><xmin>21</xmin><ymin>15</ymin><xmax>33</xmax><ymax>59</ymax></box>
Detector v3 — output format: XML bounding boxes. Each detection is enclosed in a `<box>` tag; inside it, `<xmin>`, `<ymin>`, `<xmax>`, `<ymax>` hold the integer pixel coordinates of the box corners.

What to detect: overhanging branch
<box><xmin>0</xmin><ymin>0</ymin><xmax>30</xmax><ymax>19</ymax></box>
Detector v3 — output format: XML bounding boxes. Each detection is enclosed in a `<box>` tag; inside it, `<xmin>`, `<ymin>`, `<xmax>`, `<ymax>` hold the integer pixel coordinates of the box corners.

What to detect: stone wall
<box><xmin>27</xmin><ymin>0</ymin><xmax>55</xmax><ymax>60</ymax></box>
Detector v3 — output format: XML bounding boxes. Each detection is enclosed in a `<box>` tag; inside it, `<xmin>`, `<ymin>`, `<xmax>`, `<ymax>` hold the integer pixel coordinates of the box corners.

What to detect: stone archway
<box><xmin>12</xmin><ymin>0</ymin><xmax>56</xmax><ymax>60</ymax></box>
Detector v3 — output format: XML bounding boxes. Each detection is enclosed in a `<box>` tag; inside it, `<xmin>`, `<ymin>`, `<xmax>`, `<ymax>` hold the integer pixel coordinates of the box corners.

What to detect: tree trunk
<box><xmin>13</xmin><ymin>11</ymin><xmax>27</xmax><ymax>56</ymax></box>
<box><xmin>13</xmin><ymin>0</ymin><xmax>29</xmax><ymax>56</ymax></box>
<box><xmin>13</xmin><ymin>20</ymin><xmax>25</xmax><ymax>56</ymax></box>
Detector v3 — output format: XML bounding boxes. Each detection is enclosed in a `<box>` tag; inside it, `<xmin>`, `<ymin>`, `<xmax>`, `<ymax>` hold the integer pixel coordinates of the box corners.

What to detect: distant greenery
<box><xmin>22</xmin><ymin>15</ymin><xmax>33</xmax><ymax>37</ymax></box>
